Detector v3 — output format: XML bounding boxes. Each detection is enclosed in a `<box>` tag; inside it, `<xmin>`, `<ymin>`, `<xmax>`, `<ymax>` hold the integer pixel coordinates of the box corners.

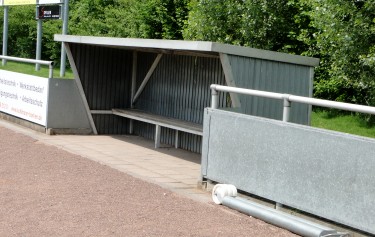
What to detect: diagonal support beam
<box><xmin>220</xmin><ymin>53</ymin><xmax>242</xmax><ymax>108</ymax></box>
<box><xmin>132</xmin><ymin>53</ymin><xmax>163</xmax><ymax>105</ymax></box>
<box><xmin>64</xmin><ymin>42</ymin><xmax>98</xmax><ymax>135</ymax></box>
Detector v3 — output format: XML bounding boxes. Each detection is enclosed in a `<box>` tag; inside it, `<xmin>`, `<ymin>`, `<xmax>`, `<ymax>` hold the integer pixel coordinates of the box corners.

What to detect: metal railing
<box><xmin>0</xmin><ymin>55</ymin><xmax>54</xmax><ymax>78</ymax></box>
<box><xmin>210</xmin><ymin>84</ymin><xmax>375</xmax><ymax>122</ymax></box>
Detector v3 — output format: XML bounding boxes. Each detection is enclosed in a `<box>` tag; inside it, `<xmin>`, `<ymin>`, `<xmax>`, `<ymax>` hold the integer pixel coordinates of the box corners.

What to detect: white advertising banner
<box><xmin>0</xmin><ymin>70</ymin><xmax>49</xmax><ymax>126</ymax></box>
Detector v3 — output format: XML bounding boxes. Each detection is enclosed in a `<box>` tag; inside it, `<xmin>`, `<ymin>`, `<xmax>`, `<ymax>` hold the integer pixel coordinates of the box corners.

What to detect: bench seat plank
<box><xmin>112</xmin><ymin>109</ymin><xmax>203</xmax><ymax>136</ymax></box>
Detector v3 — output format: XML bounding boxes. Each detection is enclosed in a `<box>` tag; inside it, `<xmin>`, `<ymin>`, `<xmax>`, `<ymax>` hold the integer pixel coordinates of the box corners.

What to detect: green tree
<box><xmin>6</xmin><ymin>5</ymin><xmax>36</xmax><ymax>59</ymax></box>
<box><xmin>69</xmin><ymin>0</ymin><xmax>115</xmax><ymax>36</ymax></box>
<box><xmin>184</xmin><ymin>0</ymin><xmax>309</xmax><ymax>54</ymax></box>
<box><xmin>104</xmin><ymin>0</ymin><xmax>189</xmax><ymax>39</ymax></box>
<box><xmin>301</xmin><ymin>0</ymin><xmax>375</xmax><ymax>110</ymax></box>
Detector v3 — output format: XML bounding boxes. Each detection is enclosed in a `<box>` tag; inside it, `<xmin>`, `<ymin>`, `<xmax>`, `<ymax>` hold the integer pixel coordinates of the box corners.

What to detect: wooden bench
<box><xmin>112</xmin><ymin>109</ymin><xmax>203</xmax><ymax>148</ymax></box>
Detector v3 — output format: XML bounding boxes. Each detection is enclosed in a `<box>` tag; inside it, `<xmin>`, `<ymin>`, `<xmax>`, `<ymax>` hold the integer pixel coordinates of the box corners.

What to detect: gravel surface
<box><xmin>0</xmin><ymin>126</ymin><xmax>297</xmax><ymax>236</ymax></box>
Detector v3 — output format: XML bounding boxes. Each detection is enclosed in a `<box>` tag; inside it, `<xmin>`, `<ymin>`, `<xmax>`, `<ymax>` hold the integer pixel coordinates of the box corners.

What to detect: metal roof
<box><xmin>54</xmin><ymin>34</ymin><xmax>319</xmax><ymax>67</ymax></box>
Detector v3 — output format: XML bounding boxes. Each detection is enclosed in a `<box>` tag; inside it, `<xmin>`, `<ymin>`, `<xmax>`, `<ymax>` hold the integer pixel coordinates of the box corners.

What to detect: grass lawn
<box><xmin>0</xmin><ymin>61</ymin><xmax>74</xmax><ymax>79</ymax></box>
<box><xmin>311</xmin><ymin>110</ymin><xmax>375</xmax><ymax>139</ymax></box>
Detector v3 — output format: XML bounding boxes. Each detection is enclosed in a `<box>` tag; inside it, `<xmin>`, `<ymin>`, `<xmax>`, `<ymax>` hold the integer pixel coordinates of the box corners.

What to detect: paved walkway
<box><xmin>0</xmin><ymin>120</ymin><xmax>210</xmax><ymax>203</ymax></box>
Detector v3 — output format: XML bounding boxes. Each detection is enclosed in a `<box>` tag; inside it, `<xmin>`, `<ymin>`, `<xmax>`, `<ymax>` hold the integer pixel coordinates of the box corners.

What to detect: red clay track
<box><xmin>0</xmin><ymin>126</ymin><xmax>296</xmax><ymax>236</ymax></box>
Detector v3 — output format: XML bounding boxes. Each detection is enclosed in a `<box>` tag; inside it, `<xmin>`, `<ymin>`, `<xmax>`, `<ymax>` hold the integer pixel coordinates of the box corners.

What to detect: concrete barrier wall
<box><xmin>47</xmin><ymin>78</ymin><xmax>91</xmax><ymax>133</ymax></box>
<box><xmin>201</xmin><ymin>108</ymin><xmax>375</xmax><ymax>234</ymax></box>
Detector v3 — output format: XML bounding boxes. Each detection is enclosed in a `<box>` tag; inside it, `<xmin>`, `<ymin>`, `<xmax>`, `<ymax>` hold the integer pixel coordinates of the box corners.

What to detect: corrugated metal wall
<box><xmin>133</xmin><ymin>53</ymin><xmax>227</xmax><ymax>153</ymax></box>
<box><xmin>69</xmin><ymin>43</ymin><xmax>313</xmax><ymax>153</ymax></box>
<box><xmin>70</xmin><ymin>43</ymin><xmax>133</xmax><ymax>134</ymax></box>
<box><xmin>229</xmin><ymin>55</ymin><xmax>312</xmax><ymax>125</ymax></box>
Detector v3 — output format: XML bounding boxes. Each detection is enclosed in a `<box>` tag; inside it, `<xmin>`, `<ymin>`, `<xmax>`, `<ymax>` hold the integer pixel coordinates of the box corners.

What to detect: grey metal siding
<box><xmin>228</xmin><ymin>55</ymin><xmax>312</xmax><ymax>124</ymax></box>
<box><xmin>68</xmin><ymin>43</ymin><xmax>313</xmax><ymax>153</ymax></box>
<box><xmin>70</xmin><ymin>43</ymin><xmax>133</xmax><ymax>134</ymax></box>
<box><xmin>133</xmin><ymin>53</ymin><xmax>227</xmax><ymax>153</ymax></box>
<box><xmin>202</xmin><ymin>108</ymin><xmax>375</xmax><ymax>234</ymax></box>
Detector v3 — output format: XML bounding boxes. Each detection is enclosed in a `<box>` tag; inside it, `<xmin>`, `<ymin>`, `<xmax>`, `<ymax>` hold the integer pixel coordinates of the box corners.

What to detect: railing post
<box><xmin>282</xmin><ymin>95</ymin><xmax>291</xmax><ymax>122</ymax></box>
<box><xmin>49</xmin><ymin>63</ymin><xmax>54</xmax><ymax>78</ymax></box>
<box><xmin>211</xmin><ymin>87</ymin><xmax>219</xmax><ymax>109</ymax></box>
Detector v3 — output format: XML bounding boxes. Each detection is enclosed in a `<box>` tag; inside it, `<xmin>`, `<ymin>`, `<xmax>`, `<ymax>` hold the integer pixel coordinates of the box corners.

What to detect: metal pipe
<box><xmin>60</xmin><ymin>0</ymin><xmax>69</xmax><ymax>77</ymax></box>
<box><xmin>49</xmin><ymin>64</ymin><xmax>54</xmax><ymax>78</ymax></box>
<box><xmin>211</xmin><ymin>88</ymin><xmax>219</xmax><ymax>109</ymax></box>
<box><xmin>35</xmin><ymin>19</ymin><xmax>42</xmax><ymax>71</ymax></box>
<box><xmin>212</xmin><ymin>184</ymin><xmax>346</xmax><ymax>237</ymax></box>
<box><xmin>2</xmin><ymin>6</ymin><xmax>9</xmax><ymax>66</ymax></box>
<box><xmin>282</xmin><ymin>96</ymin><xmax>291</xmax><ymax>122</ymax></box>
<box><xmin>235</xmin><ymin>197</ymin><xmax>344</xmax><ymax>235</ymax></box>
<box><xmin>222</xmin><ymin>196</ymin><xmax>344</xmax><ymax>237</ymax></box>
<box><xmin>0</xmin><ymin>55</ymin><xmax>53</xmax><ymax>66</ymax></box>
<box><xmin>211</xmin><ymin>84</ymin><xmax>284</xmax><ymax>100</ymax></box>
<box><xmin>0</xmin><ymin>55</ymin><xmax>54</xmax><ymax>78</ymax></box>
<box><xmin>210</xmin><ymin>84</ymin><xmax>375</xmax><ymax>116</ymax></box>
<box><xmin>289</xmin><ymin>95</ymin><xmax>375</xmax><ymax>115</ymax></box>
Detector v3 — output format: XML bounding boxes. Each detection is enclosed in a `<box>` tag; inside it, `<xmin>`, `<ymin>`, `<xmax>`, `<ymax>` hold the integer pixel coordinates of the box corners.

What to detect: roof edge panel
<box><xmin>55</xmin><ymin>34</ymin><xmax>319</xmax><ymax>67</ymax></box>
<box><xmin>54</xmin><ymin>34</ymin><xmax>214</xmax><ymax>52</ymax></box>
<box><xmin>211</xmin><ymin>43</ymin><xmax>319</xmax><ymax>67</ymax></box>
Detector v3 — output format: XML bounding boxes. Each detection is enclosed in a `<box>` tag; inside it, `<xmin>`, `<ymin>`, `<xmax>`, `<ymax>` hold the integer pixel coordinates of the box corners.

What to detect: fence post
<box><xmin>49</xmin><ymin>63</ymin><xmax>54</xmax><ymax>78</ymax></box>
<box><xmin>211</xmin><ymin>88</ymin><xmax>219</xmax><ymax>109</ymax></box>
<box><xmin>282</xmin><ymin>95</ymin><xmax>291</xmax><ymax>122</ymax></box>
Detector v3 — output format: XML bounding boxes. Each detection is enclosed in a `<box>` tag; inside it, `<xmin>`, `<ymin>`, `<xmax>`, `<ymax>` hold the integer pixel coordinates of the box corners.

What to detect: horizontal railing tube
<box><xmin>211</xmin><ymin>84</ymin><xmax>284</xmax><ymax>100</ymax></box>
<box><xmin>210</xmin><ymin>84</ymin><xmax>375</xmax><ymax>116</ymax></box>
<box><xmin>0</xmin><ymin>55</ymin><xmax>54</xmax><ymax>78</ymax></box>
<box><xmin>288</xmin><ymin>95</ymin><xmax>375</xmax><ymax>115</ymax></box>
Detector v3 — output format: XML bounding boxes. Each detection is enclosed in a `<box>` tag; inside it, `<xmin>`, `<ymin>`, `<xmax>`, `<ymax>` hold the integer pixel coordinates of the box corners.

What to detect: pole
<box><xmin>211</xmin><ymin>88</ymin><xmax>219</xmax><ymax>109</ymax></box>
<box><xmin>282</xmin><ymin>96</ymin><xmax>291</xmax><ymax>123</ymax></box>
<box><xmin>35</xmin><ymin>19</ymin><xmax>42</xmax><ymax>71</ymax></box>
<box><xmin>60</xmin><ymin>0</ymin><xmax>69</xmax><ymax>77</ymax></box>
<box><xmin>2</xmin><ymin>6</ymin><xmax>9</xmax><ymax>66</ymax></box>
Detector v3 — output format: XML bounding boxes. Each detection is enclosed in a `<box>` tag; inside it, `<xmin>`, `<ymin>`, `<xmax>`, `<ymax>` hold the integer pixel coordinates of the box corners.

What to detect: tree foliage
<box><xmin>1</xmin><ymin>0</ymin><xmax>375</xmax><ymax>120</ymax></box>
<box><xmin>183</xmin><ymin>0</ymin><xmax>310</xmax><ymax>54</ymax></box>
<box><xmin>301</xmin><ymin>0</ymin><xmax>375</xmax><ymax>108</ymax></box>
<box><xmin>103</xmin><ymin>0</ymin><xmax>189</xmax><ymax>39</ymax></box>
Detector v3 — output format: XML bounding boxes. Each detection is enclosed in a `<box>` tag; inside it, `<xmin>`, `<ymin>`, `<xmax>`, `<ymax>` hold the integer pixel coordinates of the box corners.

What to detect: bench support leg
<box><xmin>155</xmin><ymin>125</ymin><xmax>161</xmax><ymax>148</ymax></box>
<box><xmin>175</xmin><ymin>130</ymin><xmax>179</xmax><ymax>149</ymax></box>
<box><xmin>129</xmin><ymin>119</ymin><xmax>134</xmax><ymax>134</ymax></box>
